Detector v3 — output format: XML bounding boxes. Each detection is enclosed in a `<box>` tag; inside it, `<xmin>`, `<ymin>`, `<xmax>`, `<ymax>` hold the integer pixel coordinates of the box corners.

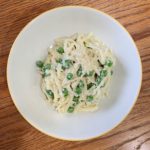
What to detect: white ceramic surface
<box><xmin>7</xmin><ymin>6</ymin><xmax>142</xmax><ymax>141</ymax></box>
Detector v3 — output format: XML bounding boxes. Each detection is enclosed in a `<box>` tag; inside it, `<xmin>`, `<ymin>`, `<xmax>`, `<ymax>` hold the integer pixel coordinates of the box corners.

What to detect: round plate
<box><xmin>7</xmin><ymin>6</ymin><xmax>142</xmax><ymax>141</ymax></box>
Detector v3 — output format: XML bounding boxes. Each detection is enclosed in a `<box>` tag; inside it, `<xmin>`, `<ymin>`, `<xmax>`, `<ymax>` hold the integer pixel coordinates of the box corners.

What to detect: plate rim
<box><xmin>7</xmin><ymin>5</ymin><xmax>142</xmax><ymax>141</ymax></box>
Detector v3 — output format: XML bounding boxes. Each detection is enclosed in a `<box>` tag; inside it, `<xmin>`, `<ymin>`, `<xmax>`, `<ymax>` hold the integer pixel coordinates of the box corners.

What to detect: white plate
<box><xmin>7</xmin><ymin>6</ymin><xmax>142</xmax><ymax>141</ymax></box>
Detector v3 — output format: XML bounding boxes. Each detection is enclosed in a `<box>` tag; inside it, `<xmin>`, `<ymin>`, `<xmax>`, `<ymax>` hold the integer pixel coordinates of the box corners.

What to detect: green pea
<box><xmin>87</xmin><ymin>95</ymin><xmax>94</xmax><ymax>102</ymax></box>
<box><xmin>62</xmin><ymin>59</ymin><xmax>73</xmax><ymax>69</ymax></box>
<box><xmin>95</xmin><ymin>70</ymin><xmax>107</xmax><ymax>85</ymax></box>
<box><xmin>36</xmin><ymin>60</ymin><xmax>44</xmax><ymax>68</ymax></box>
<box><xmin>89</xmin><ymin>70</ymin><xmax>94</xmax><ymax>76</ymax></box>
<box><xmin>61</xmin><ymin>66</ymin><xmax>66</xmax><ymax>70</ymax></box>
<box><xmin>46</xmin><ymin>90</ymin><xmax>54</xmax><ymax>99</ymax></box>
<box><xmin>75</xmin><ymin>80</ymin><xmax>84</xmax><ymax>95</ymax></box>
<box><xmin>78</xmin><ymin>80</ymin><xmax>84</xmax><ymax>88</ymax></box>
<box><xmin>67</xmin><ymin>73</ymin><xmax>73</xmax><ymax>80</ymax></box>
<box><xmin>72</xmin><ymin>103</ymin><xmax>76</xmax><ymax>107</ymax></box>
<box><xmin>73</xmin><ymin>96</ymin><xmax>79</xmax><ymax>104</ymax></box>
<box><xmin>62</xmin><ymin>88</ymin><xmax>68</xmax><ymax>97</ymax></box>
<box><xmin>41</xmin><ymin>64</ymin><xmax>51</xmax><ymax>77</ymax></box>
<box><xmin>100</xmin><ymin>70</ymin><xmax>107</xmax><ymax>77</ymax></box>
<box><xmin>65</xmin><ymin>59</ymin><xmax>73</xmax><ymax>67</ymax></box>
<box><xmin>42</xmin><ymin>72</ymin><xmax>50</xmax><ymax>78</ymax></box>
<box><xmin>105</xmin><ymin>60</ymin><xmax>113</xmax><ymax>67</ymax></box>
<box><xmin>75</xmin><ymin>86</ymin><xmax>82</xmax><ymax>95</ymax></box>
<box><xmin>56</xmin><ymin>58</ymin><xmax>63</xmax><ymax>64</ymax></box>
<box><xmin>56</xmin><ymin>47</ymin><xmax>64</xmax><ymax>54</ymax></box>
<box><xmin>84</xmin><ymin>70</ymin><xmax>94</xmax><ymax>77</ymax></box>
<box><xmin>84</xmin><ymin>73</ymin><xmax>88</xmax><ymax>77</ymax></box>
<box><xmin>67</xmin><ymin>106</ymin><xmax>74</xmax><ymax>113</ymax></box>
<box><xmin>42</xmin><ymin>63</ymin><xmax>51</xmax><ymax>72</ymax></box>
<box><xmin>96</xmin><ymin>76</ymin><xmax>102</xmax><ymax>85</ymax></box>
<box><xmin>77</xmin><ymin>65</ymin><xmax>82</xmax><ymax>77</ymax></box>
<box><xmin>87</xmin><ymin>83</ymin><xmax>95</xmax><ymax>90</ymax></box>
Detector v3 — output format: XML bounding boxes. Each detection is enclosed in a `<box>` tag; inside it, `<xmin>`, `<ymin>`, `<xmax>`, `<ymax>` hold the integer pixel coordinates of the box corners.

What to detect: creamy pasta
<box><xmin>36</xmin><ymin>33</ymin><xmax>115</xmax><ymax>113</ymax></box>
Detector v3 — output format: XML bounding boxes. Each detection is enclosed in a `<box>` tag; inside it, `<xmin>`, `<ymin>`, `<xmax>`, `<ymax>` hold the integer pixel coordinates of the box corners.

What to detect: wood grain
<box><xmin>0</xmin><ymin>0</ymin><xmax>150</xmax><ymax>150</ymax></box>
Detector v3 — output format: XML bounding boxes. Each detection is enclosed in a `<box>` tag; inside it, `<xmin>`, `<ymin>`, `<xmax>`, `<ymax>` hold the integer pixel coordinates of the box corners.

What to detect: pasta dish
<box><xmin>36</xmin><ymin>33</ymin><xmax>115</xmax><ymax>113</ymax></box>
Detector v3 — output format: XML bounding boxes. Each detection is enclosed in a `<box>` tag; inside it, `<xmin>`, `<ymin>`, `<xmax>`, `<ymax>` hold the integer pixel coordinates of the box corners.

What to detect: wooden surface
<box><xmin>0</xmin><ymin>0</ymin><xmax>150</xmax><ymax>150</ymax></box>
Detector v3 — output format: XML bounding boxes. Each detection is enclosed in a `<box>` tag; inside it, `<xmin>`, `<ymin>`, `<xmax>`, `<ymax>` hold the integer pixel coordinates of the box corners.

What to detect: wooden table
<box><xmin>0</xmin><ymin>0</ymin><xmax>149</xmax><ymax>150</ymax></box>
